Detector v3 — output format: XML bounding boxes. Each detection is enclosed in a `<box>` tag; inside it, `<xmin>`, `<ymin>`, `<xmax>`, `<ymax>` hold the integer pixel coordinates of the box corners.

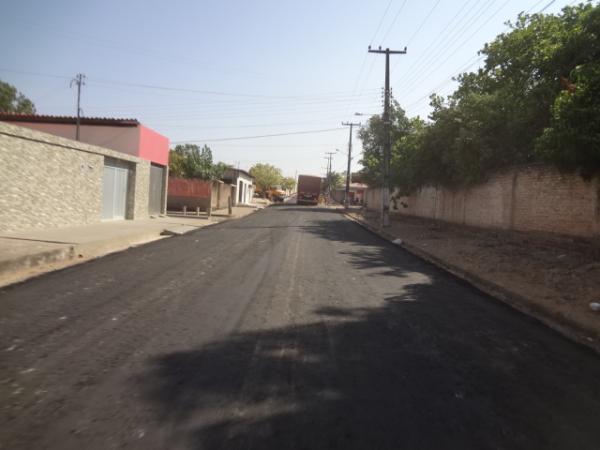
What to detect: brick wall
<box><xmin>0</xmin><ymin>122</ymin><xmax>150</xmax><ymax>232</ymax></box>
<box><xmin>167</xmin><ymin>177</ymin><xmax>212</xmax><ymax>211</ymax></box>
<box><xmin>366</xmin><ymin>165</ymin><xmax>600</xmax><ymax>238</ymax></box>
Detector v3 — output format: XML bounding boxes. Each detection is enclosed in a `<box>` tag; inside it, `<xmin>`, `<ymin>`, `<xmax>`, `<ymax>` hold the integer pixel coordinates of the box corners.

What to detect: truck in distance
<box><xmin>296</xmin><ymin>175</ymin><xmax>321</xmax><ymax>205</ymax></box>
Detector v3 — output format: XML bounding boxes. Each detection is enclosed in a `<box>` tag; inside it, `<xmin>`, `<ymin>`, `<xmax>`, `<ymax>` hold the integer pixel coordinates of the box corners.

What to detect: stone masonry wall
<box><xmin>366</xmin><ymin>165</ymin><xmax>599</xmax><ymax>238</ymax></box>
<box><xmin>0</xmin><ymin>122</ymin><xmax>149</xmax><ymax>233</ymax></box>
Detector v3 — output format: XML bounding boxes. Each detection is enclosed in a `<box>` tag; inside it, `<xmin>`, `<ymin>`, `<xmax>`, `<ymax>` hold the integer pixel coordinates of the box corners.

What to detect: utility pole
<box><xmin>368</xmin><ymin>46</ymin><xmax>406</xmax><ymax>226</ymax></box>
<box><xmin>341</xmin><ymin>121</ymin><xmax>361</xmax><ymax>208</ymax></box>
<box><xmin>70</xmin><ymin>73</ymin><xmax>86</xmax><ymax>141</ymax></box>
<box><xmin>324</xmin><ymin>151</ymin><xmax>335</xmax><ymax>203</ymax></box>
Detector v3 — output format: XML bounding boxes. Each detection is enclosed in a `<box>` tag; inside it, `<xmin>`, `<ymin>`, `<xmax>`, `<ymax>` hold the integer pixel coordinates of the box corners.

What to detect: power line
<box><xmin>346</xmin><ymin>0</ymin><xmax>409</xmax><ymax>122</ymax></box>
<box><xmin>390</xmin><ymin>0</ymin><xmax>476</xmax><ymax>75</ymax></box>
<box><xmin>402</xmin><ymin>0</ymin><xmax>512</xmax><ymax>97</ymax></box>
<box><xmin>172</xmin><ymin>127</ymin><xmax>345</xmax><ymax>144</ymax></box>
<box><xmin>345</xmin><ymin>0</ymin><xmax>395</xmax><ymax>120</ymax></box>
<box><xmin>399</xmin><ymin>0</ymin><xmax>544</xmax><ymax>117</ymax></box>
<box><xmin>379</xmin><ymin>0</ymin><xmax>409</xmax><ymax>44</ymax></box>
<box><xmin>8</xmin><ymin>19</ymin><xmax>265</xmax><ymax>78</ymax></box>
<box><xmin>404</xmin><ymin>0</ymin><xmax>442</xmax><ymax>47</ymax></box>
<box><xmin>537</xmin><ymin>0</ymin><xmax>557</xmax><ymax>14</ymax></box>
<box><xmin>395</xmin><ymin>0</ymin><xmax>495</xmax><ymax>88</ymax></box>
<box><xmin>370</xmin><ymin>0</ymin><xmax>395</xmax><ymax>44</ymax></box>
<box><xmin>0</xmin><ymin>67</ymin><xmax>378</xmax><ymax>101</ymax></box>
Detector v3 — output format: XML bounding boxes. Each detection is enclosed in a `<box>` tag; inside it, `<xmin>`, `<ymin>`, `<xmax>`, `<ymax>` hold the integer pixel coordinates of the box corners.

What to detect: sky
<box><xmin>0</xmin><ymin>0</ymin><xmax>580</xmax><ymax>178</ymax></box>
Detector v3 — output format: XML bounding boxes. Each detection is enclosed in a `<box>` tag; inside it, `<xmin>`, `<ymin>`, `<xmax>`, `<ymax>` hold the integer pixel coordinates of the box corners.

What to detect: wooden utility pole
<box><xmin>341</xmin><ymin>121</ymin><xmax>361</xmax><ymax>208</ymax></box>
<box><xmin>324</xmin><ymin>152</ymin><xmax>335</xmax><ymax>203</ymax></box>
<box><xmin>70</xmin><ymin>73</ymin><xmax>86</xmax><ymax>141</ymax></box>
<box><xmin>367</xmin><ymin>46</ymin><xmax>406</xmax><ymax>226</ymax></box>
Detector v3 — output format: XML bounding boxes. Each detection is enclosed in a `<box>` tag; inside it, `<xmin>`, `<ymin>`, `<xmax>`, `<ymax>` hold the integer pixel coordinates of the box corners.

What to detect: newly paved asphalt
<box><xmin>1</xmin><ymin>206</ymin><xmax>600</xmax><ymax>449</ymax></box>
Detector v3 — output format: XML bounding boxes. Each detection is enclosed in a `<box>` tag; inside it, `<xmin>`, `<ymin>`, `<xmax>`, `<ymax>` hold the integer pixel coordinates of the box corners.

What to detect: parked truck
<box><xmin>296</xmin><ymin>175</ymin><xmax>321</xmax><ymax>205</ymax></box>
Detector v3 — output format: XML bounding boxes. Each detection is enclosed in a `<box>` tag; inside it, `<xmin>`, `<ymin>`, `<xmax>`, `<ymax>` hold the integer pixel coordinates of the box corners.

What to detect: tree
<box><xmin>168</xmin><ymin>144</ymin><xmax>226</xmax><ymax>180</ymax></box>
<box><xmin>168</xmin><ymin>146</ymin><xmax>187</xmax><ymax>178</ymax></box>
<box><xmin>537</xmin><ymin>61</ymin><xmax>600</xmax><ymax>178</ymax></box>
<box><xmin>280</xmin><ymin>176</ymin><xmax>296</xmax><ymax>192</ymax></box>
<box><xmin>358</xmin><ymin>3</ymin><xmax>600</xmax><ymax>193</ymax></box>
<box><xmin>249</xmin><ymin>163</ymin><xmax>282</xmax><ymax>196</ymax></box>
<box><xmin>322</xmin><ymin>171</ymin><xmax>344</xmax><ymax>194</ymax></box>
<box><xmin>358</xmin><ymin>102</ymin><xmax>425</xmax><ymax>192</ymax></box>
<box><xmin>0</xmin><ymin>80</ymin><xmax>36</xmax><ymax>114</ymax></box>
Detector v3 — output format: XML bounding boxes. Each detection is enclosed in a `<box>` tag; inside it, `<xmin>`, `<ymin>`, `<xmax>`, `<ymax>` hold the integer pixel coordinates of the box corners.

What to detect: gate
<box><xmin>149</xmin><ymin>164</ymin><xmax>165</xmax><ymax>215</ymax></box>
<box><xmin>102</xmin><ymin>159</ymin><xmax>129</xmax><ymax>220</ymax></box>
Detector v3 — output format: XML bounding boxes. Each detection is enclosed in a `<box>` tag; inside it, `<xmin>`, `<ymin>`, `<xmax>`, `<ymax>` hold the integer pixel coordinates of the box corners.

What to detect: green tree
<box><xmin>168</xmin><ymin>144</ymin><xmax>226</xmax><ymax>180</ymax></box>
<box><xmin>322</xmin><ymin>171</ymin><xmax>344</xmax><ymax>193</ymax></box>
<box><xmin>537</xmin><ymin>62</ymin><xmax>600</xmax><ymax>178</ymax></box>
<box><xmin>249</xmin><ymin>163</ymin><xmax>282</xmax><ymax>195</ymax></box>
<box><xmin>358</xmin><ymin>102</ymin><xmax>425</xmax><ymax>192</ymax></box>
<box><xmin>0</xmin><ymin>80</ymin><xmax>36</xmax><ymax>114</ymax></box>
<box><xmin>280</xmin><ymin>176</ymin><xmax>296</xmax><ymax>192</ymax></box>
<box><xmin>359</xmin><ymin>3</ymin><xmax>600</xmax><ymax>193</ymax></box>
<box><xmin>168</xmin><ymin>146</ymin><xmax>187</xmax><ymax>177</ymax></box>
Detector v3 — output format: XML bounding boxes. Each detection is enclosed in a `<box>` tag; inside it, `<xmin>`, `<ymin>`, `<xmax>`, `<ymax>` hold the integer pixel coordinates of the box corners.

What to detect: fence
<box><xmin>365</xmin><ymin>164</ymin><xmax>600</xmax><ymax>238</ymax></box>
<box><xmin>167</xmin><ymin>177</ymin><xmax>232</xmax><ymax>212</ymax></box>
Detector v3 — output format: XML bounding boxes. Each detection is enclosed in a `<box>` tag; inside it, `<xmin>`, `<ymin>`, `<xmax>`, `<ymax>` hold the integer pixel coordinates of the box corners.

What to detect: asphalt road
<box><xmin>1</xmin><ymin>206</ymin><xmax>600</xmax><ymax>450</ymax></box>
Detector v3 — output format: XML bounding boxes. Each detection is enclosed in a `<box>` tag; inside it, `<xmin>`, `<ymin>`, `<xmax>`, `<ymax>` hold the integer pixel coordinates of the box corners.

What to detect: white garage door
<box><xmin>102</xmin><ymin>161</ymin><xmax>129</xmax><ymax>220</ymax></box>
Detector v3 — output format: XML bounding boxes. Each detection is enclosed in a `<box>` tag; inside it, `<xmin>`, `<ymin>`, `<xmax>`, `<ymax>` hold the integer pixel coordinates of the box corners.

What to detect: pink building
<box><xmin>0</xmin><ymin>114</ymin><xmax>169</xmax><ymax>166</ymax></box>
<box><xmin>0</xmin><ymin>114</ymin><xmax>170</xmax><ymax>215</ymax></box>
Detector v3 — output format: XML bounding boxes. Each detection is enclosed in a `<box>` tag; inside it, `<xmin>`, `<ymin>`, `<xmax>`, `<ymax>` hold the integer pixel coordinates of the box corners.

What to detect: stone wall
<box><xmin>365</xmin><ymin>165</ymin><xmax>600</xmax><ymax>238</ymax></box>
<box><xmin>0</xmin><ymin>122</ymin><xmax>150</xmax><ymax>233</ymax></box>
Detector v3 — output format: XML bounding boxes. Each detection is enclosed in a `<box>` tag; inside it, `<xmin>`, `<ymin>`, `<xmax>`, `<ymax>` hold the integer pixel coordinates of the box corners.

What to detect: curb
<box><xmin>0</xmin><ymin>246</ymin><xmax>75</xmax><ymax>274</ymax></box>
<box><xmin>343</xmin><ymin>211</ymin><xmax>600</xmax><ymax>355</ymax></box>
<box><xmin>0</xmin><ymin>209</ymin><xmax>262</xmax><ymax>289</ymax></box>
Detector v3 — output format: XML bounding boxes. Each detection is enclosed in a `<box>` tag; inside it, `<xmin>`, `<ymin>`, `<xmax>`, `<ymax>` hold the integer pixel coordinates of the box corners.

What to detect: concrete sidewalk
<box><xmin>0</xmin><ymin>206</ymin><xmax>260</xmax><ymax>287</ymax></box>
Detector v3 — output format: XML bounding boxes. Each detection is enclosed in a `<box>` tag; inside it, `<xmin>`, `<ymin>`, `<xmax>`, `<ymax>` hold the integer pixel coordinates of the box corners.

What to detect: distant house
<box><xmin>331</xmin><ymin>183</ymin><xmax>367</xmax><ymax>205</ymax></box>
<box><xmin>0</xmin><ymin>114</ymin><xmax>169</xmax><ymax>216</ymax></box>
<box><xmin>222</xmin><ymin>168</ymin><xmax>255</xmax><ymax>205</ymax></box>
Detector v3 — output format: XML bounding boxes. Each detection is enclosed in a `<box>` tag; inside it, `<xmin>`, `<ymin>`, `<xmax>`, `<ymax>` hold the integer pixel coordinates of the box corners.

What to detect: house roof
<box><xmin>223</xmin><ymin>167</ymin><xmax>254</xmax><ymax>180</ymax></box>
<box><xmin>0</xmin><ymin>113</ymin><xmax>139</xmax><ymax>127</ymax></box>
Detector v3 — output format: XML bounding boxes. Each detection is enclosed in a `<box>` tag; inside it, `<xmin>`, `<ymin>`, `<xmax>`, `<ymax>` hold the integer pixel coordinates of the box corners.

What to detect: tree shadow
<box><xmin>134</xmin><ymin>211</ymin><xmax>600</xmax><ymax>449</ymax></box>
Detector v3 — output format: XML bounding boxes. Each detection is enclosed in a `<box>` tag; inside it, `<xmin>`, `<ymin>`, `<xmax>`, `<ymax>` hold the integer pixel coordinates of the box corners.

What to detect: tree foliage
<box><xmin>0</xmin><ymin>80</ymin><xmax>36</xmax><ymax>114</ymax></box>
<box><xmin>358</xmin><ymin>101</ymin><xmax>425</xmax><ymax>192</ymax></box>
<box><xmin>280</xmin><ymin>176</ymin><xmax>297</xmax><ymax>191</ymax></box>
<box><xmin>249</xmin><ymin>163</ymin><xmax>282</xmax><ymax>194</ymax></box>
<box><xmin>359</xmin><ymin>3</ymin><xmax>600</xmax><ymax>192</ymax></box>
<box><xmin>322</xmin><ymin>171</ymin><xmax>344</xmax><ymax>193</ymax></box>
<box><xmin>168</xmin><ymin>144</ymin><xmax>226</xmax><ymax>180</ymax></box>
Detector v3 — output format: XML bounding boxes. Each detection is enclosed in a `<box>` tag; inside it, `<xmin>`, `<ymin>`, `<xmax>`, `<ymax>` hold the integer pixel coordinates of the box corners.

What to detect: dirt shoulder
<box><xmin>347</xmin><ymin>209</ymin><xmax>600</xmax><ymax>351</ymax></box>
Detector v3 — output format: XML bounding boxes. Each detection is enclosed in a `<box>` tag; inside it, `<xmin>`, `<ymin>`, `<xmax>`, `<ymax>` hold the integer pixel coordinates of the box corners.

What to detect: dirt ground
<box><xmin>350</xmin><ymin>209</ymin><xmax>600</xmax><ymax>346</ymax></box>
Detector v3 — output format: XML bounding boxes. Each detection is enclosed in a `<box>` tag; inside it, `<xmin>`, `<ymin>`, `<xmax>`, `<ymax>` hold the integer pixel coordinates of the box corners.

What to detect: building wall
<box><xmin>139</xmin><ymin>125</ymin><xmax>169</xmax><ymax>166</ymax></box>
<box><xmin>167</xmin><ymin>177</ymin><xmax>212</xmax><ymax>211</ymax></box>
<box><xmin>4</xmin><ymin>122</ymin><xmax>141</xmax><ymax>158</ymax></box>
<box><xmin>130</xmin><ymin>161</ymin><xmax>151</xmax><ymax>219</ymax></box>
<box><xmin>0</xmin><ymin>122</ymin><xmax>149</xmax><ymax>233</ymax></box>
<box><xmin>236</xmin><ymin>175</ymin><xmax>254</xmax><ymax>205</ymax></box>
<box><xmin>4</xmin><ymin>121</ymin><xmax>170</xmax><ymax>167</ymax></box>
<box><xmin>365</xmin><ymin>165</ymin><xmax>600</xmax><ymax>238</ymax></box>
<box><xmin>211</xmin><ymin>181</ymin><xmax>232</xmax><ymax>210</ymax></box>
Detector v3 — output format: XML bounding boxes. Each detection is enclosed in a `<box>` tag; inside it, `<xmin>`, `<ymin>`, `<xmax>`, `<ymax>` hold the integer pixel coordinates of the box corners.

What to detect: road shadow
<box><xmin>135</xmin><ymin>209</ymin><xmax>600</xmax><ymax>449</ymax></box>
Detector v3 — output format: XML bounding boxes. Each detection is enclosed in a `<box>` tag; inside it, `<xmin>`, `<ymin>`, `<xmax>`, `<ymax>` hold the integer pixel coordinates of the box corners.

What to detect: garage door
<box><xmin>102</xmin><ymin>160</ymin><xmax>129</xmax><ymax>220</ymax></box>
<box><xmin>148</xmin><ymin>164</ymin><xmax>165</xmax><ymax>215</ymax></box>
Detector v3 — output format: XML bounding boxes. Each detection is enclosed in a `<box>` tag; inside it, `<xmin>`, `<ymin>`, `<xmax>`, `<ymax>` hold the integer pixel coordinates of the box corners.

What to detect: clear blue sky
<box><xmin>0</xmin><ymin>0</ymin><xmax>577</xmax><ymax>178</ymax></box>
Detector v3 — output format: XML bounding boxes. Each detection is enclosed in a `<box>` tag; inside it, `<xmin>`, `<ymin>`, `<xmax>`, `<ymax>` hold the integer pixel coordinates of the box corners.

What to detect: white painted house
<box><xmin>222</xmin><ymin>168</ymin><xmax>255</xmax><ymax>205</ymax></box>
